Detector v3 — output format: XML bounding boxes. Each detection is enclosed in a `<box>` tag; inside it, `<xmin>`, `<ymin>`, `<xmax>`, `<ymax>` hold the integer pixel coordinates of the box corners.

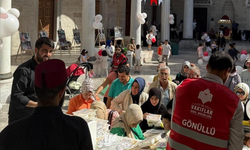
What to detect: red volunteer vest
<box><xmin>111</xmin><ymin>54</ymin><xmax>127</xmax><ymax>72</ymax></box>
<box><xmin>167</xmin><ymin>78</ymin><xmax>239</xmax><ymax>150</ymax></box>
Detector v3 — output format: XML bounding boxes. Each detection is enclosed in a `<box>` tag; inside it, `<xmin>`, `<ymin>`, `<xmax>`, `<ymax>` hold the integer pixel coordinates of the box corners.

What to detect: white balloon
<box><xmin>100</xmin><ymin>45</ymin><xmax>106</xmax><ymax>49</ymax></box>
<box><xmin>0</xmin><ymin>13</ymin><xmax>20</xmax><ymax>38</ymax></box>
<box><xmin>169</xmin><ymin>14</ymin><xmax>174</xmax><ymax>19</ymax></box>
<box><xmin>92</xmin><ymin>22</ymin><xmax>100</xmax><ymax>29</ymax></box>
<box><xmin>236</xmin><ymin>65</ymin><xmax>243</xmax><ymax>75</ymax></box>
<box><xmin>95</xmin><ymin>14</ymin><xmax>102</xmax><ymax>22</ymax></box>
<box><xmin>139</xmin><ymin>18</ymin><xmax>145</xmax><ymax>24</ymax></box>
<box><xmin>137</xmin><ymin>13</ymin><xmax>143</xmax><ymax>19</ymax></box>
<box><xmin>198</xmin><ymin>59</ymin><xmax>203</xmax><ymax>65</ymax></box>
<box><xmin>0</xmin><ymin>7</ymin><xmax>7</xmax><ymax>13</ymax></box>
<box><xmin>201</xmin><ymin>36</ymin><xmax>205</xmax><ymax>40</ymax></box>
<box><xmin>7</xmin><ymin>8</ymin><xmax>20</xmax><ymax>18</ymax></box>
<box><xmin>142</xmin><ymin>13</ymin><xmax>147</xmax><ymax>19</ymax></box>
<box><xmin>169</xmin><ymin>20</ymin><xmax>174</xmax><ymax>25</ymax></box>
<box><xmin>240</xmin><ymin>54</ymin><xmax>247</xmax><ymax>62</ymax></box>
<box><xmin>99</xmin><ymin>22</ymin><xmax>103</xmax><ymax>29</ymax></box>
<box><xmin>204</xmin><ymin>33</ymin><xmax>208</xmax><ymax>38</ymax></box>
<box><xmin>203</xmin><ymin>56</ymin><xmax>210</xmax><ymax>61</ymax></box>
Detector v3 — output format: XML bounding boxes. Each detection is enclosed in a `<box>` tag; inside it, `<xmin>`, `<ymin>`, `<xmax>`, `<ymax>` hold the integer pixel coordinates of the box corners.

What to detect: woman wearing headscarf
<box><xmin>224</xmin><ymin>63</ymin><xmax>241</xmax><ymax>91</ymax></box>
<box><xmin>67</xmin><ymin>79</ymin><xmax>100</xmax><ymax>115</ymax></box>
<box><xmin>110</xmin><ymin>104</ymin><xmax>145</xmax><ymax>140</ymax></box>
<box><xmin>173</xmin><ymin>61</ymin><xmax>191</xmax><ymax>85</ymax></box>
<box><xmin>111</xmin><ymin>77</ymin><xmax>148</xmax><ymax>114</ymax></box>
<box><xmin>90</xmin><ymin>101</ymin><xmax>108</xmax><ymax>120</ymax></box>
<box><xmin>234</xmin><ymin>83</ymin><xmax>250</xmax><ymax>122</ymax></box>
<box><xmin>140</xmin><ymin>87</ymin><xmax>167</xmax><ymax>132</ymax></box>
<box><xmin>105</xmin><ymin>40</ymin><xmax>114</xmax><ymax>58</ymax></box>
<box><xmin>90</xmin><ymin>101</ymin><xmax>119</xmax><ymax>127</ymax></box>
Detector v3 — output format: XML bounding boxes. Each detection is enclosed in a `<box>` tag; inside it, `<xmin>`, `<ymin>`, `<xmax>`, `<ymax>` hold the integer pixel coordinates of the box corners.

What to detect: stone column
<box><xmin>130</xmin><ymin>0</ymin><xmax>141</xmax><ymax>45</ymax></box>
<box><xmin>161</xmin><ymin>0</ymin><xmax>170</xmax><ymax>41</ymax></box>
<box><xmin>82</xmin><ymin>0</ymin><xmax>95</xmax><ymax>57</ymax></box>
<box><xmin>0</xmin><ymin>0</ymin><xmax>12</xmax><ymax>80</ymax></box>
<box><xmin>183</xmin><ymin>0</ymin><xmax>193</xmax><ymax>39</ymax></box>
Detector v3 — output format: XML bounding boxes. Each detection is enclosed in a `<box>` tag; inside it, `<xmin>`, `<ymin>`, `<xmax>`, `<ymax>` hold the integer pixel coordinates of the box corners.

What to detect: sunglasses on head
<box><xmin>236</xmin><ymin>91</ymin><xmax>245</xmax><ymax>96</ymax></box>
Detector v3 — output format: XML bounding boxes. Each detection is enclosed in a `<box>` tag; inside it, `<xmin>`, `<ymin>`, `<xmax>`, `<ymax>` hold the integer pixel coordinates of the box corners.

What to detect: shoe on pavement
<box><xmin>88</xmin><ymin>74</ymin><xmax>93</xmax><ymax>78</ymax></box>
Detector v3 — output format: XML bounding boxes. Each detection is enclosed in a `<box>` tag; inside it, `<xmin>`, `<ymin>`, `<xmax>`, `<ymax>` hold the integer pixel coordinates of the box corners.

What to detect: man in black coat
<box><xmin>216</xmin><ymin>33</ymin><xmax>226</xmax><ymax>51</ymax></box>
<box><xmin>0</xmin><ymin>59</ymin><xmax>93</xmax><ymax>150</ymax></box>
<box><xmin>8</xmin><ymin>37</ymin><xmax>54</xmax><ymax>124</ymax></box>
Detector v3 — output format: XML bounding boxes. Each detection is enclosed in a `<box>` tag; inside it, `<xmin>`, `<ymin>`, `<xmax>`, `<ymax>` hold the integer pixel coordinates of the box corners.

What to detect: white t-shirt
<box><xmin>205</xmin><ymin>36</ymin><xmax>211</xmax><ymax>42</ymax></box>
<box><xmin>162</xmin><ymin>44</ymin><xmax>171</xmax><ymax>55</ymax></box>
<box><xmin>135</xmin><ymin>48</ymin><xmax>141</xmax><ymax>59</ymax></box>
<box><xmin>80</xmin><ymin>54</ymin><xmax>87</xmax><ymax>64</ymax></box>
<box><xmin>243</xmin><ymin>145</ymin><xmax>250</xmax><ymax>150</ymax></box>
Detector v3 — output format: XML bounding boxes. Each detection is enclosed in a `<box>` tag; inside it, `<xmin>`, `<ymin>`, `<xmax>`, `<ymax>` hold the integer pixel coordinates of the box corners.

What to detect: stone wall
<box><xmin>12</xmin><ymin>0</ymin><xmax>38</xmax><ymax>55</ymax></box>
<box><xmin>61</xmin><ymin>0</ymin><xmax>82</xmax><ymax>43</ymax></box>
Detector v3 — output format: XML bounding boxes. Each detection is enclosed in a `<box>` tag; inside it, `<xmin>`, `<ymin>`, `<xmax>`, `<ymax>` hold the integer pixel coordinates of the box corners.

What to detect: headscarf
<box><xmin>111</xmin><ymin>104</ymin><xmax>143</xmax><ymax>139</ymax></box>
<box><xmin>234</xmin><ymin>83</ymin><xmax>250</xmax><ymax>101</ymax></box>
<box><xmin>90</xmin><ymin>101</ymin><xmax>108</xmax><ymax>120</ymax></box>
<box><xmin>106</xmin><ymin>40</ymin><xmax>112</xmax><ymax>47</ymax></box>
<box><xmin>180</xmin><ymin>61</ymin><xmax>191</xmax><ymax>77</ymax></box>
<box><xmin>141</xmin><ymin>88</ymin><xmax>163</xmax><ymax>114</ymax></box>
<box><xmin>131</xmin><ymin>77</ymin><xmax>146</xmax><ymax>104</ymax></box>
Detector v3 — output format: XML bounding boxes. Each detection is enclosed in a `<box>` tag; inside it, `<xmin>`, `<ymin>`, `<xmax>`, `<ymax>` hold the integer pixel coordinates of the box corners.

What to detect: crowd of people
<box><xmin>1</xmin><ymin>36</ymin><xmax>250</xmax><ymax>150</ymax></box>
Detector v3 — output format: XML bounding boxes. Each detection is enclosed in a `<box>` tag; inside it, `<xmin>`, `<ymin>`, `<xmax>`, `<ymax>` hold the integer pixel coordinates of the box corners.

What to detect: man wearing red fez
<box><xmin>0</xmin><ymin>59</ymin><xmax>93</xmax><ymax>150</ymax></box>
<box><xmin>8</xmin><ymin>37</ymin><xmax>54</xmax><ymax>124</ymax></box>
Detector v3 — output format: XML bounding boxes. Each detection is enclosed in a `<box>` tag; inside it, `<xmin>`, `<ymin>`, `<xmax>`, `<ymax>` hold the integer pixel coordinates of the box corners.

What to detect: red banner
<box><xmin>150</xmin><ymin>0</ymin><xmax>158</xmax><ymax>5</ymax></box>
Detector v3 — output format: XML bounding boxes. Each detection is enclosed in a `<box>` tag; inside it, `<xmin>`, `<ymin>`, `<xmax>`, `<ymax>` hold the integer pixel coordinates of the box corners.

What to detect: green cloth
<box><xmin>108</xmin><ymin>77</ymin><xmax>134</xmax><ymax>98</ymax></box>
<box><xmin>110</xmin><ymin>124</ymin><xmax>145</xmax><ymax>140</ymax></box>
<box><xmin>99</xmin><ymin>85</ymin><xmax>109</xmax><ymax>96</ymax></box>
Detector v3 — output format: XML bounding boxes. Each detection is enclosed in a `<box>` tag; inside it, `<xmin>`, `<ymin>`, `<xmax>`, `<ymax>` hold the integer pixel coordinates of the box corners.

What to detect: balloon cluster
<box><xmin>201</xmin><ymin>33</ymin><xmax>208</xmax><ymax>40</ymax></box>
<box><xmin>203</xmin><ymin>51</ymin><xmax>210</xmax><ymax>62</ymax></box>
<box><xmin>92</xmin><ymin>14</ymin><xmax>103</xmax><ymax>29</ymax></box>
<box><xmin>0</xmin><ymin>7</ymin><xmax>20</xmax><ymax>49</ymax></box>
<box><xmin>137</xmin><ymin>13</ymin><xmax>147</xmax><ymax>24</ymax></box>
<box><xmin>169</xmin><ymin>14</ymin><xmax>174</xmax><ymax>25</ymax></box>
<box><xmin>240</xmin><ymin>50</ymin><xmax>248</xmax><ymax>62</ymax></box>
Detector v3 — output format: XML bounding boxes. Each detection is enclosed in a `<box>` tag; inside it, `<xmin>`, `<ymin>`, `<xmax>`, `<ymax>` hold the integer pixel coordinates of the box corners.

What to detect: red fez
<box><xmin>35</xmin><ymin>59</ymin><xmax>67</xmax><ymax>89</ymax></box>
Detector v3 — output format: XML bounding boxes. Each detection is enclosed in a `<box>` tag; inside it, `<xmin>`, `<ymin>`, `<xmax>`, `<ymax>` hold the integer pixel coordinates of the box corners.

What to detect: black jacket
<box><xmin>0</xmin><ymin>107</ymin><xmax>93</xmax><ymax>150</ymax></box>
<box><xmin>8</xmin><ymin>57</ymin><xmax>38</xmax><ymax>123</ymax></box>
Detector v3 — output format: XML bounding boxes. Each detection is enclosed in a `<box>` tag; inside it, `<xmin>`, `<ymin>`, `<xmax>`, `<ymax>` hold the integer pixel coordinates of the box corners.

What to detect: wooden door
<box><xmin>95</xmin><ymin>1</ymin><xmax>100</xmax><ymax>15</ymax></box>
<box><xmin>125</xmin><ymin>0</ymin><xmax>131</xmax><ymax>36</ymax></box>
<box><xmin>38</xmin><ymin>0</ymin><xmax>54</xmax><ymax>39</ymax></box>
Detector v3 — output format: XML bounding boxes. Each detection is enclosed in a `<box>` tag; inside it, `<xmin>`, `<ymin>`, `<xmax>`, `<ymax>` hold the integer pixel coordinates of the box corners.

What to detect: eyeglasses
<box><xmin>160</xmin><ymin>72</ymin><xmax>168</xmax><ymax>76</ymax></box>
<box><xmin>236</xmin><ymin>91</ymin><xmax>245</xmax><ymax>96</ymax></box>
<box><xmin>183</xmin><ymin>66</ymin><xmax>189</xmax><ymax>69</ymax></box>
<box><xmin>115</xmin><ymin>49</ymin><xmax>121</xmax><ymax>51</ymax></box>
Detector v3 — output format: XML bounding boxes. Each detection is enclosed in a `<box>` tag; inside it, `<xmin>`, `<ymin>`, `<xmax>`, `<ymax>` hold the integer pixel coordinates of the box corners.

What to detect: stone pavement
<box><xmin>0</xmin><ymin>41</ymin><xmax>249</xmax><ymax>131</ymax></box>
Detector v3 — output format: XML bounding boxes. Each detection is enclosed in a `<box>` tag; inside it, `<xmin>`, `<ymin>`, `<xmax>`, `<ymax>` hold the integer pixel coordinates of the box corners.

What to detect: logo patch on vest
<box><xmin>198</xmin><ymin>89</ymin><xmax>213</xmax><ymax>104</ymax></box>
<box><xmin>190</xmin><ymin>89</ymin><xmax>214</xmax><ymax>120</ymax></box>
